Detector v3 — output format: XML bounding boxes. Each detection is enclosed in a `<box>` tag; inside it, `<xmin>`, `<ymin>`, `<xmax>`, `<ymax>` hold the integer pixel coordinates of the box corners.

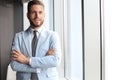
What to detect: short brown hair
<box><xmin>27</xmin><ymin>0</ymin><xmax>44</xmax><ymax>13</ymax></box>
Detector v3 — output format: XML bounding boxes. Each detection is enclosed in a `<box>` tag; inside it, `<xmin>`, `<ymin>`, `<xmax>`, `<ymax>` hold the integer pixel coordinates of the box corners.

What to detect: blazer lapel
<box><xmin>22</xmin><ymin>29</ymin><xmax>32</xmax><ymax>56</ymax></box>
<box><xmin>36</xmin><ymin>28</ymin><xmax>47</xmax><ymax>55</ymax></box>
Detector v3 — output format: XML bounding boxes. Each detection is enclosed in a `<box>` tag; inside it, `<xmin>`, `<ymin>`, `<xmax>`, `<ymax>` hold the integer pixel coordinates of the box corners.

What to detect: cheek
<box><xmin>28</xmin><ymin>13</ymin><xmax>35</xmax><ymax>18</ymax></box>
<box><xmin>40</xmin><ymin>15</ymin><xmax>45</xmax><ymax>20</ymax></box>
<box><xmin>40</xmin><ymin>13</ymin><xmax>45</xmax><ymax>18</ymax></box>
<box><xmin>30</xmin><ymin>15</ymin><xmax>35</xmax><ymax>19</ymax></box>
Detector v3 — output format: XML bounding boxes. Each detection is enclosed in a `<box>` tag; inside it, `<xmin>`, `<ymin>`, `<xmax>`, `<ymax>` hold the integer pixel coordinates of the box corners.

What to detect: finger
<box><xmin>11</xmin><ymin>55</ymin><xmax>17</xmax><ymax>59</ymax></box>
<box><xmin>11</xmin><ymin>57</ymin><xmax>17</xmax><ymax>61</ymax></box>
<box><xmin>50</xmin><ymin>48</ymin><xmax>54</xmax><ymax>51</ymax></box>
<box><xmin>11</xmin><ymin>52</ymin><xmax>20</xmax><ymax>58</ymax></box>
<box><xmin>13</xmin><ymin>49</ymin><xmax>20</xmax><ymax>53</ymax></box>
<box><xmin>51</xmin><ymin>48</ymin><xmax>55</xmax><ymax>51</ymax></box>
<box><xmin>11</xmin><ymin>52</ymin><xmax>16</xmax><ymax>55</ymax></box>
<box><xmin>51</xmin><ymin>49</ymin><xmax>55</xmax><ymax>52</ymax></box>
<box><xmin>11</xmin><ymin>54</ymin><xmax>18</xmax><ymax>58</ymax></box>
<box><xmin>49</xmin><ymin>48</ymin><xmax>53</xmax><ymax>52</ymax></box>
<box><xmin>12</xmin><ymin>51</ymin><xmax>19</xmax><ymax>55</ymax></box>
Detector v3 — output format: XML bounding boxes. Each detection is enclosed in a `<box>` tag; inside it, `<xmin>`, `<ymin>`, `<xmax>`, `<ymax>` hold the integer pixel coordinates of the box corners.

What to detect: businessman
<box><xmin>10</xmin><ymin>0</ymin><xmax>61</xmax><ymax>80</ymax></box>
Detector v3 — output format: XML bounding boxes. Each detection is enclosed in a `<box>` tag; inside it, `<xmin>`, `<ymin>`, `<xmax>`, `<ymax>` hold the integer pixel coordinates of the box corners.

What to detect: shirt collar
<box><xmin>29</xmin><ymin>25</ymin><xmax>43</xmax><ymax>34</ymax></box>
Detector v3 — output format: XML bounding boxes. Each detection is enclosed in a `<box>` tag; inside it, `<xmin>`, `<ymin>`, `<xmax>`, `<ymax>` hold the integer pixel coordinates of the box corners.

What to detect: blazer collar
<box><xmin>36</xmin><ymin>28</ymin><xmax>48</xmax><ymax>52</ymax></box>
<box><xmin>23</xmin><ymin>28</ymin><xmax>32</xmax><ymax>56</ymax></box>
<box><xmin>23</xmin><ymin>27</ymin><xmax>48</xmax><ymax>57</ymax></box>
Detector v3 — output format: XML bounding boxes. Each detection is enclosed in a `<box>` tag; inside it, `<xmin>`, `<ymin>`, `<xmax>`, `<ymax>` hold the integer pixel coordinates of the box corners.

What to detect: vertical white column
<box><xmin>84</xmin><ymin>0</ymin><xmax>101</xmax><ymax>80</ymax></box>
<box><xmin>23</xmin><ymin>3</ymin><xmax>29</xmax><ymax>30</ymax></box>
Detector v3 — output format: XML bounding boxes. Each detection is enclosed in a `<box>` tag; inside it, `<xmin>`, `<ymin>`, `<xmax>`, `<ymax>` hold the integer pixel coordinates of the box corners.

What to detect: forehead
<box><xmin>30</xmin><ymin>5</ymin><xmax>44</xmax><ymax>11</ymax></box>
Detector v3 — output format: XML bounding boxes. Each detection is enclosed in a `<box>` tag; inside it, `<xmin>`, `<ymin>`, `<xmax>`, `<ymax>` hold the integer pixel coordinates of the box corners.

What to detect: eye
<box><xmin>31</xmin><ymin>11</ymin><xmax>36</xmax><ymax>14</ymax></box>
<box><xmin>39</xmin><ymin>11</ymin><xmax>43</xmax><ymax>14</ymax></box>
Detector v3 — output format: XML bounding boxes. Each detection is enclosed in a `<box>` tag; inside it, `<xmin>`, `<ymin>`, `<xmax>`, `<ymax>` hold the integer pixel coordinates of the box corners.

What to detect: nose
<box><xmin>35</xmin><ymin>12</ymin><xmax>39</xmax><ymax>18</ymax></box>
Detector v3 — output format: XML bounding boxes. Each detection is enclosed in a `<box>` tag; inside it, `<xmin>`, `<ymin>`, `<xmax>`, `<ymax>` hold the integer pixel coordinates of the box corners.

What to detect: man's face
<box><xmin>27</xmin><ymin>5</ymin><xmax>45</xmax><ymax>28</ymax></box>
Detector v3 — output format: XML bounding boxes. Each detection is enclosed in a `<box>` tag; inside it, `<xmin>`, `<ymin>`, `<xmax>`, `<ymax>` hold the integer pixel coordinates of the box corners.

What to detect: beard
<box><xmin>29</xmin><ymin>19</ymin><xmax>44</xmax><ymax>29</ymax></box>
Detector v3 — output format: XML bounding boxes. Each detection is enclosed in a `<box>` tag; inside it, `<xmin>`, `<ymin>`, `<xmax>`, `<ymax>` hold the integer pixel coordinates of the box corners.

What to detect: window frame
<box><xmin>54</xmin><ymin>0</ymin><xmax>103</xmax><ymax>80</ymax></box>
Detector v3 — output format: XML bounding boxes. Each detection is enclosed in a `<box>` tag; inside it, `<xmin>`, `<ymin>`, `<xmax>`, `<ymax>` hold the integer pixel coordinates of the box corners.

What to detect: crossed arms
<box><xmin>10</xmin><ymin>32</ymin><xmax>61</xmax><ymax>73</ymax></box>
<box><xmin>11</xmin><ymin>48</ymin><xmax>55</xmax><ymax>65</ymax></box>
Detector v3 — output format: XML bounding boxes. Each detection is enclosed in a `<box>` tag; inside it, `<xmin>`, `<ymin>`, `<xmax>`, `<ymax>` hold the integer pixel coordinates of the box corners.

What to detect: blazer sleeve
<box><xmin>10</xmin><ymin>33</ymin><xmax>37</xmax><ymax>73</ymax></box>
<box><xmin>30</xmin><ymin>32</ymin><xmax>61</xmax><ymax>68</ymax></box>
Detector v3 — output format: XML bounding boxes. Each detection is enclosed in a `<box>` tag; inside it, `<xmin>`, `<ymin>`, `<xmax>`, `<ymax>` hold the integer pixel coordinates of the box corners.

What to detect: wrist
<box><xmin>25</xmin><ymin>57</ymin><xmax>29</xmax><ymax>64</ymax></box>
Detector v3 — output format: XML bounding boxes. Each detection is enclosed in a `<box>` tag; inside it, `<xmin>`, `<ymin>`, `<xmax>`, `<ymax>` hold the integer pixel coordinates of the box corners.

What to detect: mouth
<box><xmin>35</xmin><ymin>20</ymin><xmax>40</xmax><ymax>23</ymax></box>
<box><xmin>34</xmin><ymin>19</ymin><xmax>40</xmax><ymax>21</ymax></box>
<box><xmin>34</xmin><ymin>19</ymin><xmax>41</xmax><ymax>24</ymax></box>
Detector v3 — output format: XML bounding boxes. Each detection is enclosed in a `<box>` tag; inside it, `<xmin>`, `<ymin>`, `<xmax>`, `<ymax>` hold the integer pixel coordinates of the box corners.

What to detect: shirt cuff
<box><xmin>29</xmin><ymin>58</ymin><xmax>41</xmax><ymax>73</ymax></box>
<box><xmin>29</xmin><ymin>58</ymin><xmax>31</xmax><ymax>65</ymax></box>
<box><xmin>36</xmin><ymin>68</ymin><xmax>41</xmax><ymax>73</ymax></box>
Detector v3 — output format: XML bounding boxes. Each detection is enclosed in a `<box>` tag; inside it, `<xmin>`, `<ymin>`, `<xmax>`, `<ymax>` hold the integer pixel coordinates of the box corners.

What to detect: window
<box><xmin>54</xmin><ymin>0</ymin><xmax>83</xmax><ymax>80</ymax></box>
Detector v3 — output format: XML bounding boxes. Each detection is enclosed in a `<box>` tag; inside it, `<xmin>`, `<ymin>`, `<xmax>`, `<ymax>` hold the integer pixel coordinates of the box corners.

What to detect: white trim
<box><xmin>54</xmin><ymin>0</ymin><xmax>66</xmax><ymax>79</ymax></box>
<box><xmin>63</xmin><ymin>0</ymin><xmax>72</xmax><ymax>79</ymax></box>
<box><xmin>101</xmin><ymin>0</ymin><xmax>105</xmax><ymax>80</ymax></box>
<box><xmin>84</xmin><ymin>0</ymin><xmax>101</xmax><ymax>80</ymax></box>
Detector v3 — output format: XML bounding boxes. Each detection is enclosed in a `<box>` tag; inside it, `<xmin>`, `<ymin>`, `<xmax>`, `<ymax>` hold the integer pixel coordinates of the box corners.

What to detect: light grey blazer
<box><xmin>10</xmin><ymin>27</ymin><xmax>61</xmax><ymax>80</ymax></box>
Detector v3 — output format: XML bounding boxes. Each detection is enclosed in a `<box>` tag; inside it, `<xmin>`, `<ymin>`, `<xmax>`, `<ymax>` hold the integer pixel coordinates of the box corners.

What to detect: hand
<box><xmin>11</xmin><ymin>49</ymin><xmax>29</xmax><ymax>64</ymax></box>
<box><xmin>46</xmin><ymin>48</ymin><xmax>55</xmax><ymax>56</ymax></box>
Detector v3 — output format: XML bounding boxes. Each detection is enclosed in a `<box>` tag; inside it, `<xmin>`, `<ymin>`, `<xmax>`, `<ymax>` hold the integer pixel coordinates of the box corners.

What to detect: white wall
<box><xmin>104</xmin><ymin>0</ymin><xmax>120</xmax><ymax>80</ymax></box>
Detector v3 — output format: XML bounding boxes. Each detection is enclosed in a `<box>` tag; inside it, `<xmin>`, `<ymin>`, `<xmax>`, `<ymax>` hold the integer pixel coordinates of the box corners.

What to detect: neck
<box><xmin>30</xmin><ymin>26</ymin><xmax>41</xmax><ymax>30</ymax></box>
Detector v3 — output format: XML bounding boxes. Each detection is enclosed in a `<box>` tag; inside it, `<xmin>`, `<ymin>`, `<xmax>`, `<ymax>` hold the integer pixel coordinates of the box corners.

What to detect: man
<box><xmin>10</xmin><ymin>0</ymin><xmax>61</xmax><ymax>80</ymax></box>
